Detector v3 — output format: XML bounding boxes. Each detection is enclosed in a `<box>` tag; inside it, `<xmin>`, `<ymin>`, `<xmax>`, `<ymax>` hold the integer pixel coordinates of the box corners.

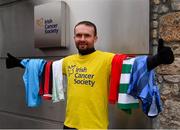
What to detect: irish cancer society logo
<box><xmin>36</xmin><ymin>18</ymin><xmax>59</xmax><ymax>34</ymax></box>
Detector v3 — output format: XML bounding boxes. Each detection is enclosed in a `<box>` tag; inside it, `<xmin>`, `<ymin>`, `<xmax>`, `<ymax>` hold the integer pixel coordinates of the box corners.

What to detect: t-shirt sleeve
<box><xmin>106</xmin><ymin>53</ymin><xmax>115</xmax><ymax>74</ymax></box>
<box><xmin>62</xmin><ymin>58</ymin><xmax>67</xmax><ymax>75</ymax></box>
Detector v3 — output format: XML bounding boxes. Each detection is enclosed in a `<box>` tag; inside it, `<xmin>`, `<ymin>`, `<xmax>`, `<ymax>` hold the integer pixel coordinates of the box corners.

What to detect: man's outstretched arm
<box><xmin>6</xmin><ymin>38</ymin><xmax>174</xmax><ymax>70</ymax></box>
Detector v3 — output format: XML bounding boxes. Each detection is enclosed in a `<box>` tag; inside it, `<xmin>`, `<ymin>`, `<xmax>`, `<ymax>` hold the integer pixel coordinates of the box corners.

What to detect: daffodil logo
<box><xmin>68</xmin><ymin>65</ymin><xmax>76</xmax><ymax>76</ymax></box>
<box><xmin>36</xmin><ymin>18</ymin><xmax>44</xmax><ymax>27</ymax></box>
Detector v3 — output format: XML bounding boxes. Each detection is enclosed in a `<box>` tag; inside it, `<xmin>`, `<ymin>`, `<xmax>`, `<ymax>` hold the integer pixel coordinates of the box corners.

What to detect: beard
<box><xmin>77</xmin><ymin>46</ymin><xmax>95</xmax><ymax>55</ymax></box>
<box><xmin>75</xmin><ymin>42</ymin><xmax>95</xmax><ymax>55</ymax></box>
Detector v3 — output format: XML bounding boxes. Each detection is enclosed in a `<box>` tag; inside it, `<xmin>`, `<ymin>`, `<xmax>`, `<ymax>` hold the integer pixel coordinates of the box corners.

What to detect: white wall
<box><xmin>65</xmin><ymin>0</ymin><xmax>149</xmax><ymax>54</ymax></box>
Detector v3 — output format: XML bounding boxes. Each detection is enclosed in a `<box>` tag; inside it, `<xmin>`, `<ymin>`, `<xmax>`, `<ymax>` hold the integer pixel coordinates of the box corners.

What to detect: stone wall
<box><xmin>151</xmin><ymin>0</ymin><xmax>180</xmax><ymax>128</ymax></box>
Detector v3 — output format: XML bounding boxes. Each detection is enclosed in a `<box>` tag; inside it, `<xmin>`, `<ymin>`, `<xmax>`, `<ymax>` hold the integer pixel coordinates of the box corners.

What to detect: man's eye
<box><xmin>84</xmin><ymin>34</ymin><xmax>90</xmax><ymax>37</ymax></box>
<box><xmin>76</xmin><ymin>34</ymin><xmax>81</xmax><ymax>37</ymax></box>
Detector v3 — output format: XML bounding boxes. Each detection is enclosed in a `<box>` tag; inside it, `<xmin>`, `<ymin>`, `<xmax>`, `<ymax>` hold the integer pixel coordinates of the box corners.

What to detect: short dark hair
<box><xmin>74</xmin><ymin>21</ymin><xmax>97</xmax><ymax>36</ymax></box>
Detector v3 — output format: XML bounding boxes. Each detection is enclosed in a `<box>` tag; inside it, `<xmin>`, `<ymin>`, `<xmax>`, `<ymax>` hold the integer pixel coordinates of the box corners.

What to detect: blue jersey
<box><xmin>127</xmin><ymin>56</ymin><xmax>162</xmax><ymax>117</ymax></box>
<box><xmin>21</xmin><ymin>59</ymin><xmax>46</xmax><ymax>107</ymax></box>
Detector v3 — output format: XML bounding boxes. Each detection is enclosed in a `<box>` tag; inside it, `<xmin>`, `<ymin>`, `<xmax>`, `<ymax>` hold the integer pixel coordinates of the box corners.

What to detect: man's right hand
<box><xmin>6</xmin><ymin>53</ymin><xmax>24</xmax><ymax>69</ymax></box>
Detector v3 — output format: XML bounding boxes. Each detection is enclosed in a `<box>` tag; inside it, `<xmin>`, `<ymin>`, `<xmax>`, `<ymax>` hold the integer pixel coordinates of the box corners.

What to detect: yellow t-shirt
<box><xmin>63</xmin><ymin>50</ymin><xmax>114</xmax><ymax>129</ymax></box>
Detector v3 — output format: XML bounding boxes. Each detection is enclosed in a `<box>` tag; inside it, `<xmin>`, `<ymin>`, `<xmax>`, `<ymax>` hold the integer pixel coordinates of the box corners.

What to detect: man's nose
<box><xmin>80</xmin><ymin>35</ymin><xmax>85</xmax><ymax>41</ymax></box>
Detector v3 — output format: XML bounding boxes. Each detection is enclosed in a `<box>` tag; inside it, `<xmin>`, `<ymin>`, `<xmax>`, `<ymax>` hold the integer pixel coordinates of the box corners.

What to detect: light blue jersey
<box><xmin>21</xmin><ymin>59</ymin><xmax>46</xmax><ymax>107</ymax></box>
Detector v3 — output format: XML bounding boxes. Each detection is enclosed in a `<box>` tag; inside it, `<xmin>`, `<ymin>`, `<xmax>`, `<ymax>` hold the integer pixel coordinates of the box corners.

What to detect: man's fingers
<box><xmin>158</xmin><ymin>38</ymin><xmax>164</xmax><ymax>52</ymax></box>
<box><xmin>162</xmin><ymin>47</ymin><xmax>174</xmax><ymax>64</ymax></box>
<box><xmin>7</xmin><ymin>53</ymin><xmax>11</xmax><ymax>57</ymax></box>
<box><xmin>7</xmin><ymin>53</ymin><xmax>15</xmax><ymax>59</ymax></box>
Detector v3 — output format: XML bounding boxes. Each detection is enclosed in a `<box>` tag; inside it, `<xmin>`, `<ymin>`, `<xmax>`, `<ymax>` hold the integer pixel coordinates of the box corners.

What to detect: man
<box><xmin>62</xmin><ymin>21</ymin><xmax>114</xmax><ymax>129</ymax></box>
<box><xmin>6</xmin><ymin>21</ymin><xmax>174</xmax><ymax>129</ymax></box>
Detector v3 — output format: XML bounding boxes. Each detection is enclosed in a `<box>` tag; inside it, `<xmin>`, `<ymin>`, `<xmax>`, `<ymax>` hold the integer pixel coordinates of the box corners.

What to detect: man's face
<box><xmin>74</xmin><ymin>24</ymin><xmax>97</xmax><ymax>51</ymax></box>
